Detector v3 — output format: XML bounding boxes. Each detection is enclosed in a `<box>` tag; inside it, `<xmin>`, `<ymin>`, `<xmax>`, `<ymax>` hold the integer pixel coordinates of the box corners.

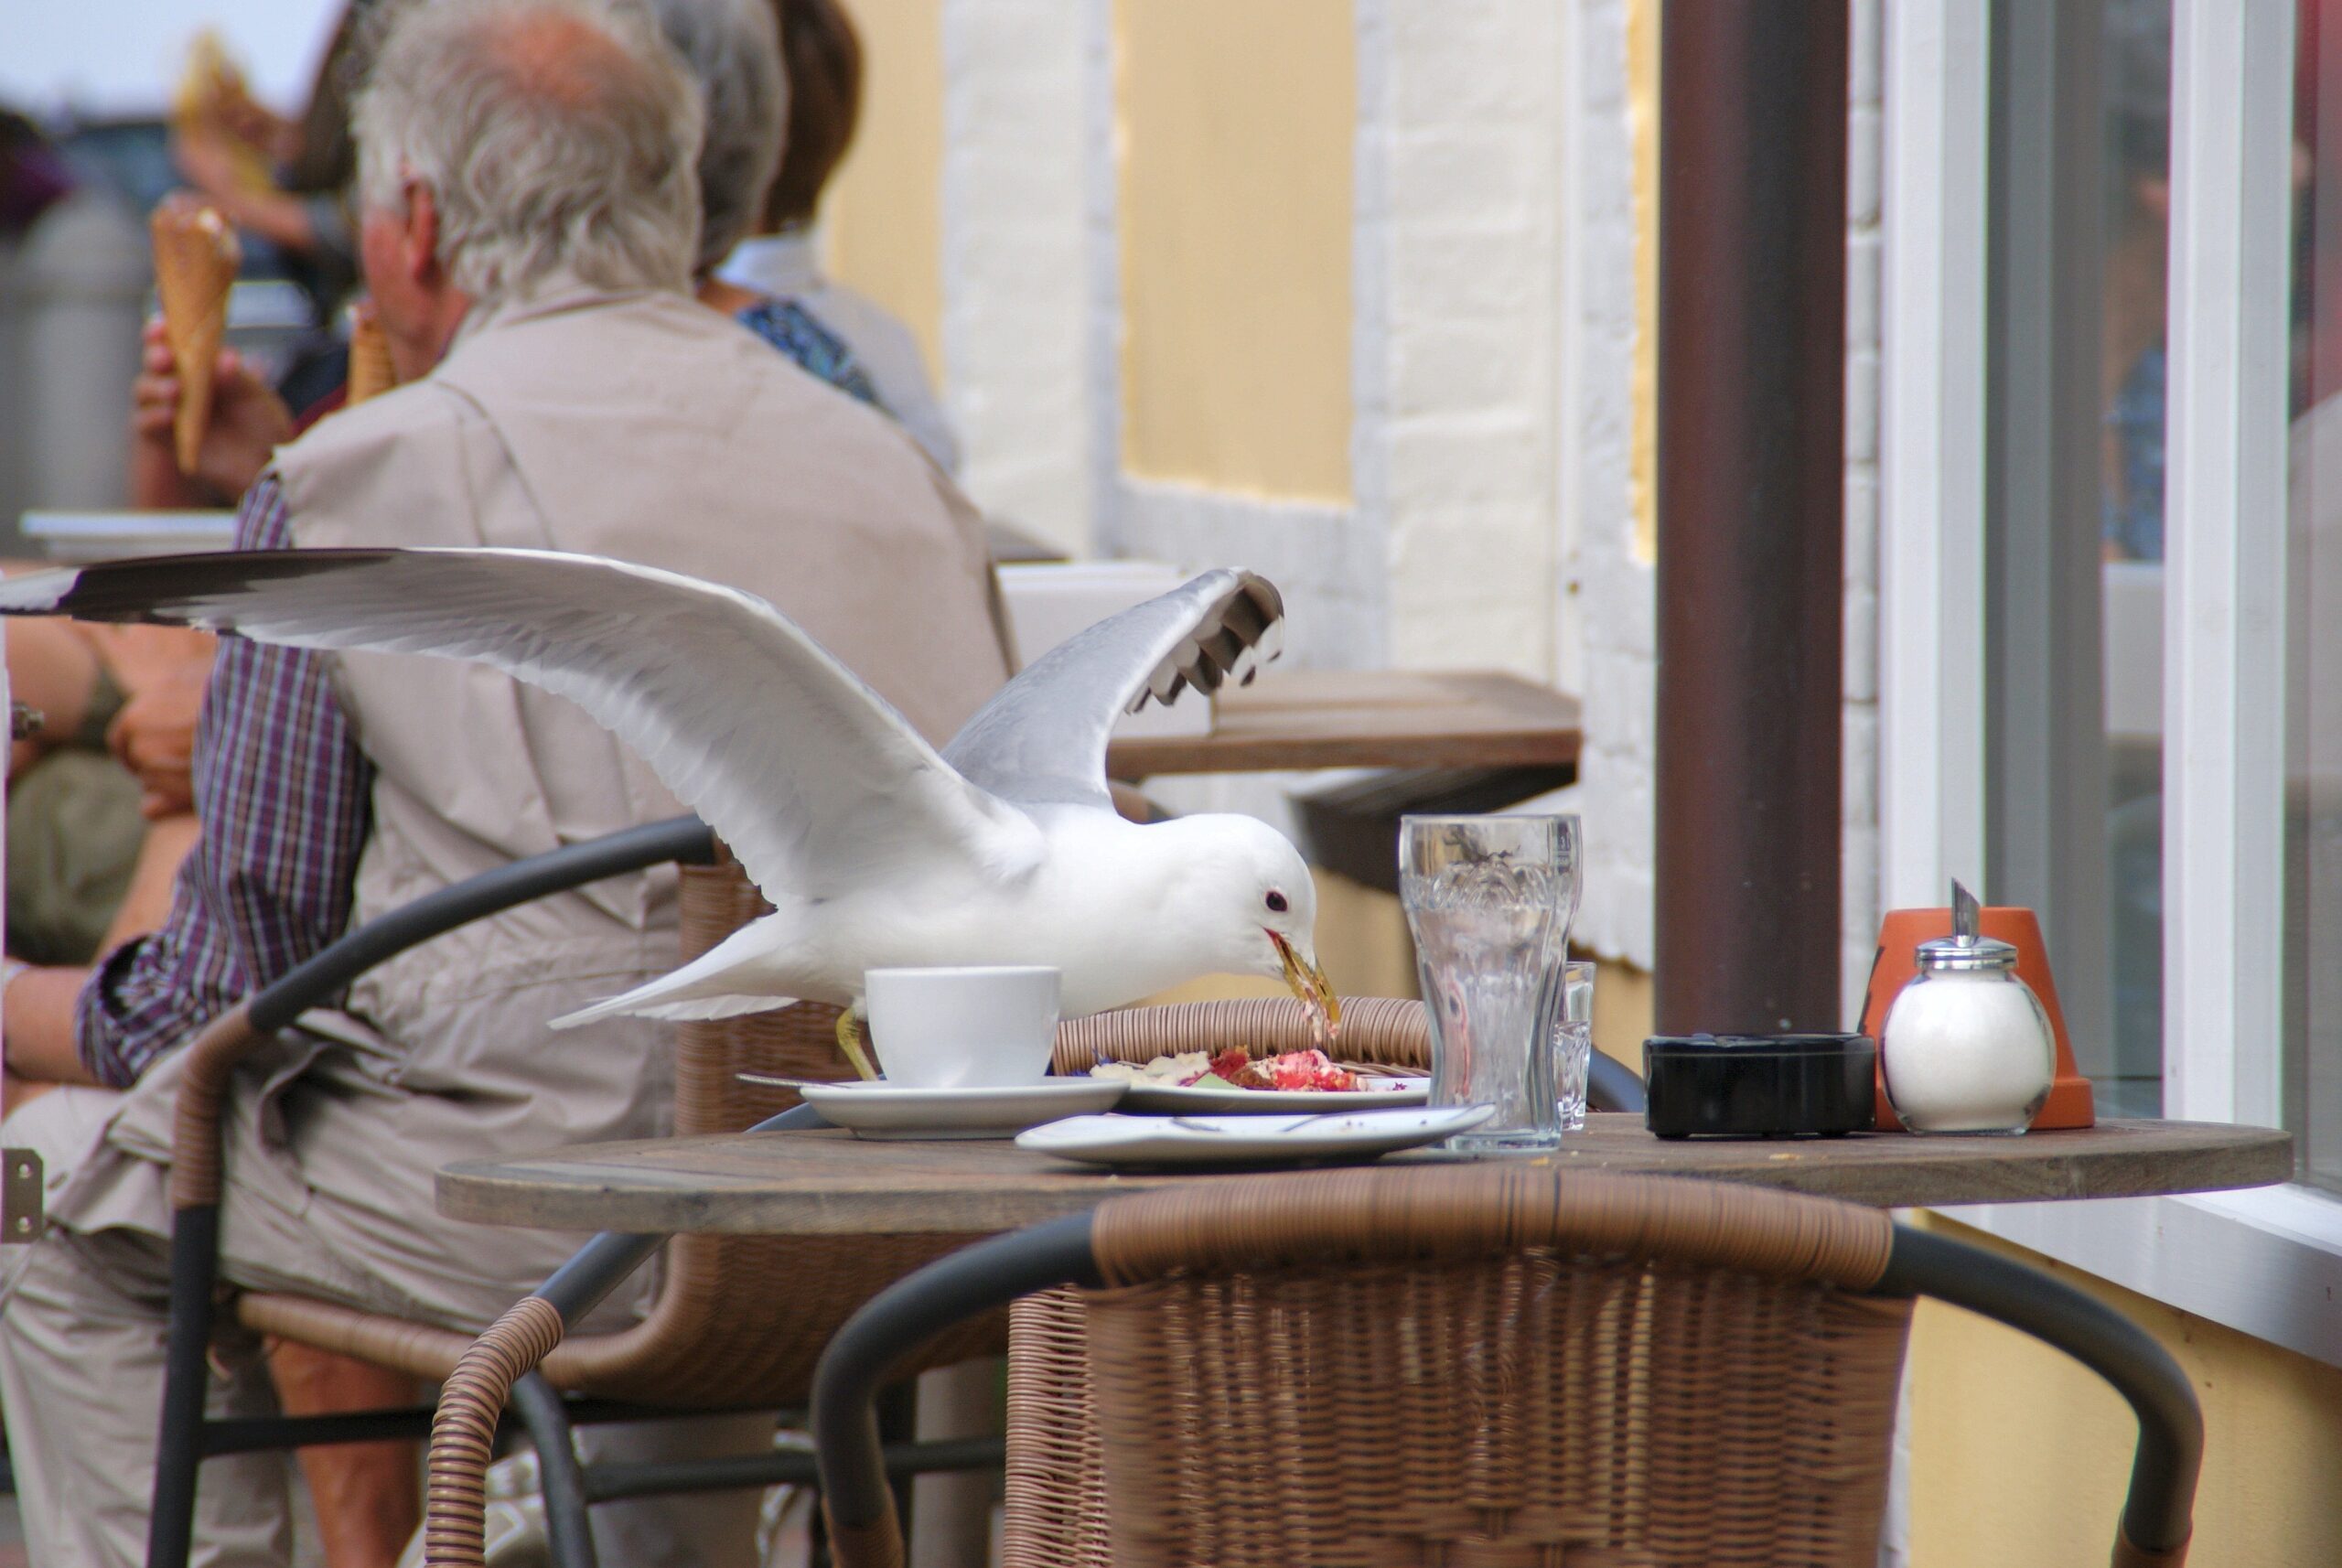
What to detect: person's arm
<box><xmin>71</xmin><ymin>477</ymin><xmax>375</xmax><ymax>1088</ymax></box>
<box><xmin>2</xmin><ymin>966</ymin><xmax>100</xmax><ymax>1088</ymax></box>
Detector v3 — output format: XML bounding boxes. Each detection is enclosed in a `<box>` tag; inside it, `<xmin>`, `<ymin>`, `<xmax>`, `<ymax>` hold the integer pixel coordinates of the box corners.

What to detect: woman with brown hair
<box><xmin>718</xmin><ymin>0</ymin><xmax>962</xmax><ymax>473</ymax></box>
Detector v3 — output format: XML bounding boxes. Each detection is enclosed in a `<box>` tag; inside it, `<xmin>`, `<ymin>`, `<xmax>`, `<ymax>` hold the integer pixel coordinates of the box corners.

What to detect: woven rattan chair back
<box><xmin>1020</xmin><ymin>993</ymin><xmax>1435</xmax><ymax>1565</ymax></box>
<box><xmin>539</xmin><ymin>859</ymin><xmax>1004</xmax><ymax>1405</ymax></box>
<box><xmin>1008</xmin><ymin>1166</ymin><xmax>1911</xmax><ymax>1568</ymax></box>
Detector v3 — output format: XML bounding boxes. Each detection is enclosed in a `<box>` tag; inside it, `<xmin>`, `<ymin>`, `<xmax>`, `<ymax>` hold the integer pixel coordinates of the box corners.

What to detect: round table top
<box><xmin>436</xmin><ymin>1113</ymin><xmax>2294</xmax><ymax>1236</ymax></box>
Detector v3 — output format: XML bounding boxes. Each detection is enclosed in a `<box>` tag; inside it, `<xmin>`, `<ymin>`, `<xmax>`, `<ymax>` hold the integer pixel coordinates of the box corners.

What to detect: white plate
<box><xmin>798</xmin><ymin>1079</ymin><xmax>1127</xmax><ymax>1140</ymax></box>
<box><xmin>1015</xmin><ymin>1104</ymin><xmax>1495</xmax><ymax>1168</ymax></box>
<box><xmin>1112</xmin><ymin>1076</ymin><xmax>1430</xmax><ymax>1114</ymax></box>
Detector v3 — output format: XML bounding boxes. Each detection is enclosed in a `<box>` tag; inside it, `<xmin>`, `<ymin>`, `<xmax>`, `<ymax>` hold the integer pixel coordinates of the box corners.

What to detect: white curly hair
<box><xmin>352</xmin><ymin>0</ymin><xmax>705</xmax><ymax>305</ymax></box>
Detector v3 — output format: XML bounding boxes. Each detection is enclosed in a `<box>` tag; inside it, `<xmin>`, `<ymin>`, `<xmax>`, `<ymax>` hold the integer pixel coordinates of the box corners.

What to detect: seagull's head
<box><xmin>1160</xmin><ymin>814</ymin><xmax>1341</xmax><ymax>1037</ymax></box>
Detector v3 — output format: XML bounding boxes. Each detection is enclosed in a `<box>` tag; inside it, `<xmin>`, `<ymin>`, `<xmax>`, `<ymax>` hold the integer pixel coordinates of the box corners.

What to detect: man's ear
<box><xmin>405</xmin><ymin>182</ymin><xmax>445</xmax><ymax>288</ymax></box>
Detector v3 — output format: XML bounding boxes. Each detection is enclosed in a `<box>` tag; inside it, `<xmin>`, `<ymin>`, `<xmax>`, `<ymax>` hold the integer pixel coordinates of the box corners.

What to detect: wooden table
<box><xmin>1103</xmin><ymin>669</ymin><xmax>1582</xmax><ymax>779</ymax></box>
<box><xmin>438</xmin><ymin>1114</ymin><xmax>2293</xmax><ymax>1236</ymax></box>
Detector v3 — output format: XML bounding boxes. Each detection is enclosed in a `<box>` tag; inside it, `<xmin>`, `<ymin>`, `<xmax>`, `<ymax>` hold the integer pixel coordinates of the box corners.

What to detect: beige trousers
<box><xmin>0</xmin><ymin>1086</ymin><xmax>768</xmax><ymax>1568</ymax></box>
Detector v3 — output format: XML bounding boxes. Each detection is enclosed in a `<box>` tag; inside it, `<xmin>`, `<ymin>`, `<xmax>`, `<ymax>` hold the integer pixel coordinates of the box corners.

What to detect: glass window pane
<box><xmin>1982</xmin><ymin>0</ymin><xmax>2171</xmax><ymax>1121</ymax></box>
<box><xmin>2098</xmin><ymin>0</ymin><xmax>2172</xmax><ymax>1118</ymax></box>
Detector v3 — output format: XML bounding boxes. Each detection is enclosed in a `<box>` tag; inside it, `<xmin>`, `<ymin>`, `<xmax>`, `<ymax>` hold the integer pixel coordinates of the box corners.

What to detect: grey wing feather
<box><xmin>942</xmin><ymin>569</ymin><xmax>1283</xmax><ymax>811</ymax></box>
<box><xmin>0</xmin><ymin>548</ymin><xmax>1034</xmax><ymax>901</ymax></box>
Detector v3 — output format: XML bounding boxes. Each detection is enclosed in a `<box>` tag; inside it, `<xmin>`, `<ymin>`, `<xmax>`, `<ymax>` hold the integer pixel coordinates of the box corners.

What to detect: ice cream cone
<box><xmin>346</xmin><ymin>307</ymin><xmax>397</xmax><ymax>405</ymax></box>
<box><xmin>150</xmin><ymin>200</ymin><xmax>241</xmax><ymax>475</ymax></box>
<box><xmin>172</xmin><ymin>32</ymin><xmax>275</xmax><ymax>194</ymax></box>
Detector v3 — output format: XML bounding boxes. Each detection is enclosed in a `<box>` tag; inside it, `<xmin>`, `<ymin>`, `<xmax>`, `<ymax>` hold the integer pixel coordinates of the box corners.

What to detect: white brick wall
<box><xmin>1370</xmin><ymin>0</ymin><xmax>1561</xmax><ymax>678</ymax></box>
<box><xmin>940</xmin><ymin>0</ymin><xmax>1095</xmax><ymax>557</ymax></box>
<box><xmin>1558</xmin><ymin>0</ymin><xmax>1659</xmax><ymax>969</ymax></box>
<box><xmin>1843</xmin><ymin>0</ymin><xmax>1885</xmax><ymax>1026</ymax></box>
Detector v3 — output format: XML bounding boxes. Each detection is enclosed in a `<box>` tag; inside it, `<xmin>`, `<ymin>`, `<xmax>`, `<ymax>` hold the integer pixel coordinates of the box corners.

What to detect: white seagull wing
<box><xmin>0</xmin><ymin>548</ymin><xmax>1035</xmax><ymax>900</ymax></box>
<box><xmin>941</xmin><ymin>569</ymin><xmax>1284</xmax><ymax>812</ymax></box>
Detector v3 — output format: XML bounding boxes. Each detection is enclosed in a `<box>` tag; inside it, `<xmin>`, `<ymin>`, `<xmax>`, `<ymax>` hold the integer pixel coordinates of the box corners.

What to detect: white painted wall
<box><xmin>1843</xmin><ymin>0</ymin><xmax>1886</xmax><ymax>1027</ymax></box>
<box><xmin>1557</xmin><ymin>0</ymin><xmax>1657</xmax><ymax>971</ymax></box>
<box><xmin>940</xmin><ymin>0</ymin><xmax>1096</xmax><ymax>558</ymax></box>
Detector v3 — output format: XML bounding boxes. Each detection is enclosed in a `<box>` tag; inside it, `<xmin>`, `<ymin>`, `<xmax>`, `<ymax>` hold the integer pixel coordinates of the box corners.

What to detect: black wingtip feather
<box><xmin>0</xmin><ymin>550</ymin><xmax>406</xmax><ymax>627</ymax></box>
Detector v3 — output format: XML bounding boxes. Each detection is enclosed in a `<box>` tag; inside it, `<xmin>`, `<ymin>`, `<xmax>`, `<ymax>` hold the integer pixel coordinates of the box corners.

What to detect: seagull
<box><xmin>0</xmin><ymin>551</ymin><xmax>1339</xmax><ymax>1076</ymax></box>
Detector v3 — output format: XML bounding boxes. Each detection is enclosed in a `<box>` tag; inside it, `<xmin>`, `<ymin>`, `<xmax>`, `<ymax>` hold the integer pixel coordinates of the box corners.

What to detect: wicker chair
<box><xmin>810</xmin><ymin>1166</ymin><xmax>2204</xmax><ymax>1568</ymax></box>
<box><xmin>147</xmin><ymin>821</ymin><xmax>1001</xmax><ymax>1568</ymax></box>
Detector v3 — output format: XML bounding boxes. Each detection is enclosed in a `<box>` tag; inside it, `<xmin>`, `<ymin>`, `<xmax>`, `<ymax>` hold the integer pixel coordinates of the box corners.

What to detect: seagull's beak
<box><xmin>1268</xmin><ymin>929</ymin><xmax>1342</xmax><ymax>1041</ymax></box>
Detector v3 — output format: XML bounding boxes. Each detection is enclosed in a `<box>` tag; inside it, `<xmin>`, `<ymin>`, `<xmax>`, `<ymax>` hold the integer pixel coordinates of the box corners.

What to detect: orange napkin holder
<box><xmin>1856</xmin><ymin>906</ymin><xmax>2095</xmax><ymax>1131</ymax></box>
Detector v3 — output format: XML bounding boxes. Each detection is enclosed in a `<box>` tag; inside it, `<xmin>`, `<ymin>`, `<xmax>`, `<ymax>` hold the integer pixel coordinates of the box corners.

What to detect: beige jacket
<box><xmin>46</xmin><ymin>285</ymin><xmax>1012</xmax><ymax>1326</ymax></box>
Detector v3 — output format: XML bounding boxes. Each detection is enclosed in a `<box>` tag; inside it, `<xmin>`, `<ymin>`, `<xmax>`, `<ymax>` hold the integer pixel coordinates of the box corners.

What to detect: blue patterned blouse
<box><xmin>735</xmin><ymin>297</ymin><xmax>885</xmax><ymax>413</ymax></box>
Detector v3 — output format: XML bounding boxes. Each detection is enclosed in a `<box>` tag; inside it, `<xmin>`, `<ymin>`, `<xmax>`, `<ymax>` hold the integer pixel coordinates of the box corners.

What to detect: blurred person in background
<box><xmin>0</xmin><ymin>109</ymin><xmax>75</xmax><ymax>239</ymax></box>
<box><xmin>0</xmin><ymin>4</ymin><xmax>1010</xmax><ymax>1567</ymax></box>
<box><xmin>169</xmin><ymin>5</ymin><xmax>383</xmax><ymax>411</ymax></box>
<box><xmin>654</xmin><ymin>0</ymin><xmax>886</xmax><ymax>405</ymax></box>
<box><xmin>719</xmin><ymin>0</ymin><xmax>961</xmax><ymax>472</ymax></box>
<box><xmin>2101</xmin><ymin>0</ymin><xmax>2173</xmax><ymax>564</ymax></box>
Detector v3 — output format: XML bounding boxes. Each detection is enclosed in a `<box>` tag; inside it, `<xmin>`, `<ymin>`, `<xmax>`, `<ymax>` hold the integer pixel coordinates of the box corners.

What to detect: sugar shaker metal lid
<box><xmin>1913</xmin><ymin>878</ymin><xmax>2019</xmax><ymax>972</ymax></box>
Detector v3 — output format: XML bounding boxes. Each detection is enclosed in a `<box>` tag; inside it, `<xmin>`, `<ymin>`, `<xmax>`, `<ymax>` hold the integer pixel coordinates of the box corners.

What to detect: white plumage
<box><xmin>0</xmin><ymin>551</ymin><xmax>1338</xmax><ymax>1040</ymax></box>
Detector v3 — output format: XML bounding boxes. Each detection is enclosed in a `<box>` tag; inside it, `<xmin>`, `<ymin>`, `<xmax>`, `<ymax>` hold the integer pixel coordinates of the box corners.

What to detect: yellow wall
<box><xmin>821</xmin><ymin>0</ymin><xmax>945</xmax><ymax>378</ymax></box>
<box><xmin>1909</xmin><ymin>1216</ymin><xmax>2342</xmax><ymax>1566</ymax></box>
<box><xmin>1591</xmin><ymin>955</ymin><xmax>1652</xmax><ymax>1070</ymax></box>
<box><xmin>1115</xmin><ymin>0</ymin><xmax>1355</xmax><ymax>502</ymax></box>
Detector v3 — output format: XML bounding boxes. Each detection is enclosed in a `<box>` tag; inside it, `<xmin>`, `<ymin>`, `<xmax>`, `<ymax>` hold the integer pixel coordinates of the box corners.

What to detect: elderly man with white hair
<box><xmin>0</xmin><ymin>1</ymin><xmax>1011</xmax><ymax>1563</ymax></box>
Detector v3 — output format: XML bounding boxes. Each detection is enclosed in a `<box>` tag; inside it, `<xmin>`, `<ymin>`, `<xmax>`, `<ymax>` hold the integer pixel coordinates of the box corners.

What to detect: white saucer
<box><xmin>797</xmin><ymin>1079</ymin><xmax>1127</xmax><ymax>1140</ymax></box>
<box><xmin>1113</xmin><ymin>1077</ymin><xmax>1430</xmax><ymax>1115</ymax></box>
<box><xmin>1015</xmin><ymin>1104</ymin><xmax>1495</xmax><ymax>1168</ymax></box>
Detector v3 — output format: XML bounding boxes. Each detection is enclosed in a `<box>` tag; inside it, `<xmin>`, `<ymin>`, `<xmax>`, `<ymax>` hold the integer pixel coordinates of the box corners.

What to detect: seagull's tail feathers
<box><xmin>546</xmin><ymin>912</ymin><xmax>809</xmax><ymax>1031</ymax></box>
<box><xmin>551</xmin><ymin>988</ymin><xmax>800</xmax><ymax>1029</ymax></box>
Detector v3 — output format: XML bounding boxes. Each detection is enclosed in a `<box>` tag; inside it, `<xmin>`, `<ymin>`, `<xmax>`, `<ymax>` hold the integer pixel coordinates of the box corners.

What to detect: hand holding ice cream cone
<box><xmin>149</xmin><ymin>195</ymin><xmax>242</xmax><ymax>474</ymax></box>
<box><xmin>130</xmin><ymin>315</ymin><xmax>292</xmax><ymax>506</ymax></box>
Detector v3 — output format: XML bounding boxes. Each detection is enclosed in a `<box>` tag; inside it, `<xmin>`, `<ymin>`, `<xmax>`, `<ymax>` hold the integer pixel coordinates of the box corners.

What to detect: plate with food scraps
<box><xmin>1015</xmin><ymin>1104</ymin><xmax>1495</xmax><ymax>1168</ymax></box>
<box><xmin>1087</xmin><ymin>1047</ymin><xmax>1430</xmax><ymax>1113</ymax></box>
<box><xmin>791</xmin><ymin>1078</ymin><xmax>1127</xmax><ymax>1140</ymax></box>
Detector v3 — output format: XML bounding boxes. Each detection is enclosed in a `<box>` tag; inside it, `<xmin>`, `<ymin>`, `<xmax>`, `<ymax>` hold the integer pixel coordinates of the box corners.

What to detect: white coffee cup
<box><xmin>863</xmin><ymin>966</ymin><xmax>1063</xmax><ymax>1088</ymax></box>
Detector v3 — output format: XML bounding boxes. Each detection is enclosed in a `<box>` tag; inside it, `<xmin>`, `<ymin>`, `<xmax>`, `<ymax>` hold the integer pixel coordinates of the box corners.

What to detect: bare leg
<box><xmin>264</xmin><ymin>1338</ymin><xmax>424</xmax><ymax>1568</ymax></box>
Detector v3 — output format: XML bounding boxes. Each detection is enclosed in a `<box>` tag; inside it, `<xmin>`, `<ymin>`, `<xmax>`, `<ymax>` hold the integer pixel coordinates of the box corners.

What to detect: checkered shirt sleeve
<box><xmin>74</xmin><ymin>474</ymin><xmax>376</xmax><ymax>1087</ymax></box>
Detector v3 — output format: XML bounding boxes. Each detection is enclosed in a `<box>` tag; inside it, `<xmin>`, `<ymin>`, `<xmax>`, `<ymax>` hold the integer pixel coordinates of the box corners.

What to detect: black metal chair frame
<box><xmin>807</xmin><ymin>1198</ymin><xmax>2204</xmax><ymax>1567</ymax></box>
<box><xmin>145</xmin><ymin>815</ymin><xmax>994</xmax><ymax>1568</ymax></box>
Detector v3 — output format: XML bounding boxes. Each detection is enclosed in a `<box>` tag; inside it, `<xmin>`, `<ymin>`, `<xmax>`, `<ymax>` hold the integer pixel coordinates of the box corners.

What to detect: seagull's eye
<box><xmin>1264</xmin><ymin>890</ymin><xmax>1289</xmax><ymax>914</ymax></box>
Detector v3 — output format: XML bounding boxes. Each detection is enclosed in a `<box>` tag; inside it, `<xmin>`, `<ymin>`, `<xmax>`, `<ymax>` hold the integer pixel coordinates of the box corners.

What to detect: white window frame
<box><xmin>1882</xmin><ymin>0</ymin><xmax>2342</xmax><ymax>1369</ymax></box>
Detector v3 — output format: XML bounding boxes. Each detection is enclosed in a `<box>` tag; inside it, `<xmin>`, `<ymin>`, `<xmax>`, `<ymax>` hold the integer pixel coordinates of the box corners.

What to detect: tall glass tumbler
<box><xmin>1400</xmin><ymin>814</ymin><xmax>1582</xmax><ymax>1152</ymax></box>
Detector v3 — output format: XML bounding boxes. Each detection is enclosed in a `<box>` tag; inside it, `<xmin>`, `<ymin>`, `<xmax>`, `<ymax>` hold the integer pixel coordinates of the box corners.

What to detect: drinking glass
<box><xmin>1400</xmin><ymin>814</ymin><xmax>1582</xmax><ymax>1152</ymax></box>
<box><xmin>1556</xmin><ymin>960</ymin><xmax>1596</xmax><ymax>1132</ymax></box>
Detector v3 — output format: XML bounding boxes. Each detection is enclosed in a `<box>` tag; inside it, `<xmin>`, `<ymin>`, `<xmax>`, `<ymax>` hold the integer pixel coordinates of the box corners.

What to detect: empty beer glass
<box><xmin>1400</xmin><ymin>814</ymin><xmax>1582</xmax><ymax>1152</ymax></box>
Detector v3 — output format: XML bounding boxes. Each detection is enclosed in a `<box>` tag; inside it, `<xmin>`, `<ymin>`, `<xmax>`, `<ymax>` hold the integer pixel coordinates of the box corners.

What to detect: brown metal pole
<box><xmin>1654</xmin><ymin>1</ymin><xmax>1848</xmax><ymax>1035</ymax></box>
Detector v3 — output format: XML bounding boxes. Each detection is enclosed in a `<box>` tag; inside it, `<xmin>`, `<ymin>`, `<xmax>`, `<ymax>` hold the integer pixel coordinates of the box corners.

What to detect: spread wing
<box><xmin>0</xmin><ymin>548</ymin><xmax>1038</xmax><ymax>901</ymax></box>
<box><xmin>942</xmin><ymin>569</ymin><xmax>1282</xmax><ymax>811</ymax></box>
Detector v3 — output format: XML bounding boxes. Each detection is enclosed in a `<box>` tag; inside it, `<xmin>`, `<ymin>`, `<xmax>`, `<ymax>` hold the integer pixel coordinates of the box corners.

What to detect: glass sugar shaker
<box><xmin>1879</xmin><ymin>881</ymin><xmax>2056</xmax><ymax>1134</ymax></box>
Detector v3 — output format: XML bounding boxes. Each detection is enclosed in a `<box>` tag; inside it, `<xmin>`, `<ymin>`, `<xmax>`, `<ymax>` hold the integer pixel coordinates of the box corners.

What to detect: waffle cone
<box><xmin>150</xmin><ymin>202</ymin><xmax>240</xmax><ymax>473</ymax></box>
<box><xmin>346</xmin><ymin>311</ymin><xmax>398</xmax><ymax>405</ymax></box>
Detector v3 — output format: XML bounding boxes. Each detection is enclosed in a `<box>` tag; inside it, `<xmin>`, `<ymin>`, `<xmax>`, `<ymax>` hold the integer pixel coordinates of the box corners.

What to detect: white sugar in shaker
<box><xmin>1879</xmin><ymin>881</ymin><xmax>2056</xmax><ymax>1135</ymax></box>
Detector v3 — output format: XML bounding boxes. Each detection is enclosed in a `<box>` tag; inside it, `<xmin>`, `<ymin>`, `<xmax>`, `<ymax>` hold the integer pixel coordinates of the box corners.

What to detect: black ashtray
<box><xmin>1643</xmin><ymin>1033</ymin><xmax>1877</xmax><ymax>1139</ymax></box>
